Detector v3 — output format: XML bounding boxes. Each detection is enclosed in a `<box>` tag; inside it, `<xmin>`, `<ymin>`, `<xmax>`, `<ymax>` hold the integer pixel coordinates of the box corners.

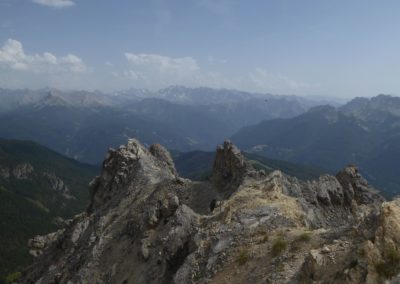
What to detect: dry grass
<box><xmin>271</xmin><ymin>237</ymin><xmax>287</xmax><ymax>257</ymax></box>
<box><xmin>236</xmin><ymin>249</ymin><xmax>250</xmax><ymax>266</ymax></box>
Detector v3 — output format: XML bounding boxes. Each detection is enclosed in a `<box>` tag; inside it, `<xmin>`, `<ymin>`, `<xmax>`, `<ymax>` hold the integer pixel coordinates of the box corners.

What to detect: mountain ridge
<box><xmin>231</xmin><ymin>94</ymin><xmax>400</xmax><ymax>196</ymax></box>
<box><xmin>19</xmin><ymin>138</ymin><xmax>400</xmax><ymax>283</ymax></box>
<box><xmin>0</xmin><ymin>86</ymin><xmax>323</xmax><ymax>164</ymax></box>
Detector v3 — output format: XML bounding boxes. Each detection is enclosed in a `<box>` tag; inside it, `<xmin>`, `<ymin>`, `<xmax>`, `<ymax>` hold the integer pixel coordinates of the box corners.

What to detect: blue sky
<box><xmin>1</xmin><ymin>0</ymin><xmax>400</xmax><ymax>97</ymax></box>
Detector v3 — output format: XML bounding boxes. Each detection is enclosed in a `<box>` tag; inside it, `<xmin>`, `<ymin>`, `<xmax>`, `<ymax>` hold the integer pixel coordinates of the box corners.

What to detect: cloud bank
<box><xmin>0</xmin><ymin>39</ymin><xmax>86</xmax><ymax>73</ymax></box>
<box><xmin>249</xmin><ymin>68</ymin><xmax>315</xmax><ymax>92</ymax></box>
<box><xmin>125</xmin><ymin>53</ymin><xmax>198</xmax><ymax>74</ymax></box>
<box><xmin>122</xmin><ymin>53</ymin><xmax>201</xmax><ymax>89</ymax></box>
<box><xmin>32</xmin><ymin>0</ymin><xmax>75</xmax><ymax>8</ymax></box>
<box><xmin>120</xmin><ymin>52</ymin><xmax>314</xmax><ymax>93</ymax></box>
<box><xmin>0</xmin><ymin>39</ymin><xmax>316</xmax><ymax>93</ymax></box>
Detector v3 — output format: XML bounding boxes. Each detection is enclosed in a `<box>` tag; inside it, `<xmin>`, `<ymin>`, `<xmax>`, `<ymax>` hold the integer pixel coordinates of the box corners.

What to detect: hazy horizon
<box><xmin>2</xmin><ymin>0</ymin><xmax>400</xmax><ymax>98</ymax></box>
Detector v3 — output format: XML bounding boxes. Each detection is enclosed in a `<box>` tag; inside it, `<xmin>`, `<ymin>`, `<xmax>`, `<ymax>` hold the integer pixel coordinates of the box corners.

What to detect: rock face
<box><xmin>212</xmin><ymin>140</ymin><xmax>254</xmax><ymax>195</ymax></box>
<box><xmin>42</xmin><ymin>172</ymin><xmax>74</xmax><ymax>199</ymax></box>
<box><xmin>2</xmin><ymin>163</ymin><xmax>75</xmax><ymax>200</ymax></box>
<box><xmin>21</xmin><ymin>139</ymin><xmax>400</xmax><ymax>284</ymax></box>
<box><xmin>12</xmin><ymin>163</ymin><xmax>34</xmax><ymax>179</ymax></box>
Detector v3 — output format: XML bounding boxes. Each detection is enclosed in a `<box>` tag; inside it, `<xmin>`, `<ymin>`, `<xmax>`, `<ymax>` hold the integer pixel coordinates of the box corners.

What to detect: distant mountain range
<box><xmin>0</xmin><ymin>139</ymin><xmax>98</xmax><ymax>282</ymax></box>
<box><xmin>0</xmin><ymin>86</ymin><xmax>399</xmax><ymax>197</ymax></box>
<box><xmin>0</xmin><ymin>86</ymin><xmax>326</xmax><ymax>164</ymax></box>
<box><xmin>231</xmin><ymin>94</ymin><xmax>400</xmax><ymax>197</ymax></box>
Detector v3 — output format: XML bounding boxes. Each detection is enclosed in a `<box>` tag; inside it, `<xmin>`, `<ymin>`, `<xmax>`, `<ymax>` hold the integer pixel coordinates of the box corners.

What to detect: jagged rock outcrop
<box><xmin>1</xmin><ymin>162</ymin><xmax>75</xmax><ymax>200</ymax></box>
<box><xmin>42</xmin><ymin>172</ymin><xmax>74</xmax><ymax>199</ymax></box>
<box><xmin>336</xmin><ymin>165</ymin><xmax>385</xmax><ymax>206</ymax></box>
<box><xmin>149</xmin><ymin>143</ymin><xmax>178</xmax><ymax>177</ymax></box>
<box><xmin>28</xmin><ymin>229</ymin><xmax>66</xmax><ymax>257</ymax></box>
<box><xmin>12</xmin><ymin>163</ymin><xmax>34</xmax><ymax>179</ymax></box>
<box><xmin>212</xmin><ymin>140</ymin><xmax>255</xmax><ymax>195</ymax></box>
<box><xmin>20</xmin><ymin>139</ymin><xmax>400</xmax><ymax>284</ymax></box>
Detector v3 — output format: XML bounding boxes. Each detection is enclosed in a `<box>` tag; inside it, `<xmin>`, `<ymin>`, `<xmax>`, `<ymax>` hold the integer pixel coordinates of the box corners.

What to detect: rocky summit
<box><xmin>20</xmin><ymin>139</ymin><xmax>400</xmax><ymax>283</ymax></box>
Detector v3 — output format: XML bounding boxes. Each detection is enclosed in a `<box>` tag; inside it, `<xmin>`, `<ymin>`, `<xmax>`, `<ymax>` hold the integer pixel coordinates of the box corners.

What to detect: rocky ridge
<box><xmin>20</xmin><ymin>139</ymin><xmax>400</xmax><ymax>283</ymax></box>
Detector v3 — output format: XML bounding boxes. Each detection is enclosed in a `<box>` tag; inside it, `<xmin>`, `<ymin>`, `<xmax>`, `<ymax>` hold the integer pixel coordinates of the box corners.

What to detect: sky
<box><xmin>1</xmin><ymin>0</ymin><xmax>400</xmax><ymax>97</ymax></box>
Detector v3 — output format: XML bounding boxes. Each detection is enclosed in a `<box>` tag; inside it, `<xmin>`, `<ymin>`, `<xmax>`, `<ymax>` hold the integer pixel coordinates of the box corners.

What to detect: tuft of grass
<box><xmin>5</xmin><ymin>271</ymin><xmax>22</xmax><ymax>284</ymax></box>
<box><xmin>271</xmin><ymin>237</ymin><xmax>287</xmax><ymax>257</ymax></box>
<box><xmin>375</xmin><ymin>246</ymin><xmax>400</xmax><ymax>279</ymax></box>
<box><xmin>291</xmin><ymin>232</ymin><xmax>311</xmax><ymax>252</ymax></box>
<box><xmin>277</xmin><ymin>263</ymin><xmax>285</xmax><ymax>272</ymax></box>
<box><xmin>236</xmin><ymin>249</ymin><xmax>250</xmax><ymax>266</ymax></box>
<box><xmin>297</xmin><ymin>232</ymin><xmax>311</xmax><ymax>242</ymax></box>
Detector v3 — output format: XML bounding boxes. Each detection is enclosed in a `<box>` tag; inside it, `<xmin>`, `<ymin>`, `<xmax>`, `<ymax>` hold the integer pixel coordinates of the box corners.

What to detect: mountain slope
<box><xmin>0</xmin><ymin>139</ymin><xmax>98</xmax><ymax>283</ymax></box>
<box><xmin>231</xmin><ymin>97</ymin><xmax>400</xmax><ymax>196</ymax></box>
<box><xmin>231</xmin><ymin>106</ymin><xmax>375</xmax><ymax>168</ymax></box>
<box><xmin>20</xmin><ymin>139</ymin><xmax>400</xmax><ymax>284</ymax></box>
<box><xmin>0</xmin><ymin>104</ymin><xmax>192</xmax><ymax>164</ymax></box>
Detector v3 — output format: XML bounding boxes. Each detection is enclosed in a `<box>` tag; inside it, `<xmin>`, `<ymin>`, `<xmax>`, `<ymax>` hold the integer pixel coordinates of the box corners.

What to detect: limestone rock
<box><xmin>12</xmin><ymin>163</ymin><xmax>34</xmax><ymax>179</ymax></box>
<box><xmin>149</xmin><ymin>143</ymin><xmax>178</xmax><ymax>177</ymax></box>
<box><xmin>212</xmin><ymin>140</ymin><xmax>253</xmax><ymax>195</ymax></box>
<box><xmin>43</xmin><ymin>172</ymin><xmax>74</xmax><ymax>199</ymax></box>
<box><xmin>336</xmin><ymin>165</ymin><xmax>384</xmax><ymax>206</ymax></box>
<box><xmin>20</xmin><ymin>139</ymin><xmax>400</xmax><ymax>284</ymax></box>
<box><xmin>28</xmin><ymin>229</ymin><xmax>64</xmax><ymax>257</ymax></box>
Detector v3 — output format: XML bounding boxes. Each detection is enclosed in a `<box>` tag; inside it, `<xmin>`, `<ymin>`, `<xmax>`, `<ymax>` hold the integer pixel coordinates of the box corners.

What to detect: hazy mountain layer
<box><xmin>231</xmin><ymin>95</ymin><xmax>400</xmax><ymax>196</ymax></box>
<box><xmin>0</xmin><ymin>87</ymin><xmax>319</xmax><ymax>164</ymax></box>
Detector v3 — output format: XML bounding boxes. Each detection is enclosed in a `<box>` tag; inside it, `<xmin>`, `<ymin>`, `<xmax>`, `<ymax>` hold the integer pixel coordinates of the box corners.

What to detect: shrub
<box><xmin>297</xmin><ymin>232</ymin><xmax>311</xmax><ymax>242</ymax></box>
<box><xmin>5</xmin><ymin>271</ymin><xmax>22</xmax><ymax>284</ymax></box>
<box><xmin>276</xmin><ymin>263</ymin><xmax>285</xmax><ymax>272</ymax></box>
<box><xmin>291</xmin><ymin>233</ymin><xmax>311</xmax><ymax>252</ymax></box>
<box><xmin>236</xmin><ymin>249</ymin><xmax>250</xmax><ymax>265</ymax></box>
<box><xmin>375</xmin><ymin>246</ymin><xmax>400</xmax><ymax>279</ymax></box>
<box><xmin>272</xmin><ymin>237</ymin><xmax>287</xmax><ymax>256</ymax></box>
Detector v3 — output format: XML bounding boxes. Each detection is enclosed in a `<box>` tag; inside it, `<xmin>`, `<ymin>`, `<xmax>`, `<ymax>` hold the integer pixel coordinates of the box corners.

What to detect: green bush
<box><xmin>5</xmin><ymin>271</ymin><xmax>21</xmax><ymax>284</ymax></box>
<box><xmin>375</xmin><ymin>246</ymin><xmax>400</xmax><ymax>279</ymax></box>
<box><xmin>236</xmin><ymin>249</ymin><xmax>249</xmax><ymax>265</ymax></box>
<box><xmin>272</xmin><ymin>237</ymin><xmax>287</xmax><ymax>256</ymax></box>
<box><xmin>297</xmin><ymin>232</ymin><xmax>311</xmax><ymax>242</ymax></box>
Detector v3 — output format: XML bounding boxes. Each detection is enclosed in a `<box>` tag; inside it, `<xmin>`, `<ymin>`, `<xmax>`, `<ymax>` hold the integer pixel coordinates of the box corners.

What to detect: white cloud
<box><xmin>125</xmin><ymin>53</ymin><xmax>199</xmax><ymax>74</ymax></box>
<box><xmin>248</xmin><ymin>68</ymin><xmax>314</xmax><ymax>92</ymax></box>
<box><xmin>0</xmin><ymin>39</ymin><xmax>87</xmax><ymax>73</ymax></box>
<box><xmin>123</xmin><ymin>70</ymin><xmax>142</xmax><ymax>80</ymax></box>
<box><xmin>121</xmin><ymin>52</ymin><xmax>317</xmax><ymax>93</ymax></box>
<box><xmin>32</xmin><ymin>0</ymin><xmax>75</xmax><ymax>8</ymax></box>
<box><xmin>123</xmin><ymin>53</ymin><xmax>201</xmax><ymax>89</ymax></box>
